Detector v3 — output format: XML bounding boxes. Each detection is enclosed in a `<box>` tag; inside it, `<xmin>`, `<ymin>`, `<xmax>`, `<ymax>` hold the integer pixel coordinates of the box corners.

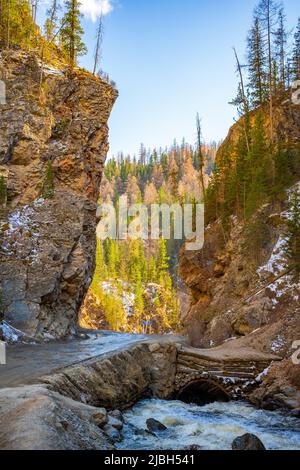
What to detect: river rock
<box><xmin>91</xmin><ymin>409</ymin><xmax>108</xmax><ymax>428</ymax></box>
<box><xmin>146</xmin><ymin>418</ymin><xmax>167</xmax><ymax>432</ymax></box>
<box><xmin>184</xmin><ymin>445</ymin><xmax>202</xmax><ymax>450</ymax></box>
<box><xmin>107</xmin><ymin>416</ymin><xmax>123</xmax><ymax>431</ymax></box>
<box><xmin>291</xmin><ymin>409</ymin><xmax>300</xmax><ymax>419</ymax></box>
<box><xmin>148</xmin><ymin>343</ymin><xmax>161</xmax><ymax>353</ymax></box>
<box><xmin>232</xmin><ymin>433</ymin><xmax>266</xmax><ymax>450</ymax></box>
<box><xmin>103</xmin><ymin>424</ymin><xmax>122</xmax><ymax>443</ymax></box>
<box><xmin>109</xmin><ymin>410</ymin><xmax>124</xmax><ymax>423</ymax></box>
<box><xmin>0</xmin><ymin>385</ymin><xmax>113</xmax><ymax>450</ymax></box>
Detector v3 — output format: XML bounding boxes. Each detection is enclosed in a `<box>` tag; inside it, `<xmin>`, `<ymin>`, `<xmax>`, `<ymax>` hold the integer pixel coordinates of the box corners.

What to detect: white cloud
<box><xmin>80</xmin><ymin>0</ymin><xmax>114</xmax><ymax>22</ymax></box>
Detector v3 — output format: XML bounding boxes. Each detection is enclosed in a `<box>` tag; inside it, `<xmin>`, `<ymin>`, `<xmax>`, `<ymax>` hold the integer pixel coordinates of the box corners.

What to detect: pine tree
<box><xmin>147</xmin><ymin>256</ymin><xmax>158</xmax><ymax>282</ymax></box>
<box><xmin>167</xmin><ymin>152</ymin><xmax>179</xmax><ymax>200</ymax></box>
<box><xmin>232</xmin><ymin>48</ymin><xmax>250</xmax><ymax>152</ymax></box>
<box><xmin>102</xmin><ymin>291</ymin><xmax>127</xmax><ymax>332</ymax></box>
<box><xmin>246</xmin><ymin>113</ymin><xmax>270</xmax><ymax>217</ymax></box>
<box><xmin>196</xmin><ymin>113</ymin><xmax>206</xmax><ymax>200</ymax></box>
<box><xmin>157</xmin><ymin>238</ymin><xmax>170</xmax><ymax>279</ymax></box>
<box><xmin>274</xmin><ymin>7</ymin><xmax>287</xmax><ymax>94</ymax></box>
<box><xmin>144</xmin><ymin>182</ymin><xmax>158</xmax><ymax>205</ymax></box>
<box><xmin>255</xmin><ymin>0</ymin><xmax>279</xmax><ymax>141</ymax></box>
<box><xmin>42</xmin><ymin>160</ymin><xmax>55</xmax><ymax>199</ymax></box>
<box><xmin>292</xmin><ymin>18</ymin><xmax>300</xmax><ymax>82</ymax></box>
<box><xmin>134</xmin><ymin>274</ymin><xmax>144</xmax><ymax>312</ymax></box>
<box><xmin>247</xmin><ymin>16</ymin><xmax>268</xmax><ymax>107</ymax></box>
<box><xmin>234</xmin><ymin>127</ymin><xmax>250</xmax><ymax>220</ymax></box>
<box><xmin>92</xmin><ymin>240</ymin><xmax>107</xmax><ymax>285</ymax></box>
<box><xmin>118</xmin><ymin>244</ymin><xmax>127</xmax><ymax>280</ymax></box>
<box><xmin>106</xmin><ymin>239</ymin><xmax>119</xmax><ymax>279</ymax></box>
<box><xmin>284</xmin><ymin>187</ymin><xmax>300</xmax><ymax>274</ymax></box>
<box><xmin>0</xmin><ymin>0</ymin><xmax>34</xmax><ymax>49</ymax></box>
<box><xmin>60</xmin><ymin>0</ymin><xmax>87</xmax><ymax>67</ymax></box>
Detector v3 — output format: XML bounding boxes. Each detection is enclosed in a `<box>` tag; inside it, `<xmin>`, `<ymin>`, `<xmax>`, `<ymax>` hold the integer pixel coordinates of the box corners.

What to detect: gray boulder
<box><xmin>146</xmin><ymin>418</ymin><xmax>167</xmax><ymax>432</ymax></box>
<box><xmin>232</xmin><ymin>433</ymin><xmax>266</xmax><ymax>450</ymax></box>
<box><xmin>103</xmin><ymin>424</ymin><xmax>122</xmax><ymax>443</ymax></box>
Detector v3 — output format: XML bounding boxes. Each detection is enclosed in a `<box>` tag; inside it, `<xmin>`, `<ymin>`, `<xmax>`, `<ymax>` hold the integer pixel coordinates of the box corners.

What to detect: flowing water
<box><xmin>117</xmin><ymin>399</ymin><xmax>300</xmax><ymax>450</ymax></box>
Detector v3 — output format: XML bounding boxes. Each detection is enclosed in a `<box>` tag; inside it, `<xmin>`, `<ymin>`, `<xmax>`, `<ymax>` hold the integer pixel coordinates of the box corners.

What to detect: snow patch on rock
<box><xmin>256</xmin><ymin>366</ymin><xmax>271</xmax><ymax>383</ymax></box>
<box><xmin>257</xmin><ymin>237</ymin><xmax>287</xmax><ymax>278</ymax></box>
<box><xmin>266</xmin><ymin>274</ymin><xmax>300</xmax><ymax>308</ymax></box>
<box><xmin>0</xmin><ymin>321</ymin><xmax>28</xmax><ymax>343</ymax></box>
<box><xmin>271</xmin><ymin>335</ymin><xmax>286</xmax><ymax>353</ymax></box>
<box><xmin>0</xmin><ymin>203</ymin><xmax>42</xmax><ymax>261</ymax></box>
<box><xmin>37</xmin><ymin>60</ymin><xmax>64</xmax><ymax>77</ymax></box>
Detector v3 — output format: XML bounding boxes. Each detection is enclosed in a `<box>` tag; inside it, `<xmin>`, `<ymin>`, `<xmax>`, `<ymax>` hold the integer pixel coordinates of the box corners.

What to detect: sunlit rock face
<box><xmin>0</xmin><ymin>51</ymin><xmax>117</xmax><ymax>340</ymax></box>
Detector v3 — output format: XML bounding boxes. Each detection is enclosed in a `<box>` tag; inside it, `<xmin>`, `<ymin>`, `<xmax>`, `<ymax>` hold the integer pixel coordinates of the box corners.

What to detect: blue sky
<box><xmin>39</xmin><ymin>0</ymin><xmax>299</xmax><ymax>157</ymax></box>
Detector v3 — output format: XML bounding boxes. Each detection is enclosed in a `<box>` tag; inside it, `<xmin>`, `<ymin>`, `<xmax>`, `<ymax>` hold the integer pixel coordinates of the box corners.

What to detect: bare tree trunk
<box><xmin>267</xmin><ymin>0</ymin><xmax>274</xmax><ymax>143</ymax></box>
<box><xmin>196</xmin><ymin>113</ymin><xmax>206</xmax><ymax>201</ymax></box>
<box><xmin>93</xmin><ymin>14</ymin><xmax>103</xmax><ymax>75</ymax></box>
<box><xmin>233</xmin><ymin>47</ymin><xmax>250</xmax><ymax>153</ymax></box>
<box><xmin>6</xmin><ymin>0</ymin><xmax>10</xmax><ymax>49</ymax></box>
<box><xmin>70</xmin><ymin>0</ymin><xmax>75</xmax><ymax>68</ymax></box>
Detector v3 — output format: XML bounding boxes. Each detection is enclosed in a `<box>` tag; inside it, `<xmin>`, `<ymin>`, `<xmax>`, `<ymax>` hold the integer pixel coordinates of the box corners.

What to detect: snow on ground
<box><xmin>266</xmin><ymin>274</ymin><xmax>300</xmax><ymax>308</ymax></box>
<box><xmin>257</xmin><ymin>181</ymin><xmax>300</xmax><ymax>279</ymax></box>
<box><xmin>0</xmin><ymin>321</ymin><xmax>27</xmax><ymax>343</ymax></box>
<box><xmin>271</xmin><ymin>335</ymin><xmax>286</xmax><ymax>354</ymax></box>
<box><xmin>256</xmin><ymin>366</ymin><xmax>271</xmax><ymax>383</ymax></box>
<box><xmin>257</xmin><ymin>237</ymin><xmax>287</xmax><ymax>278</ymax></box>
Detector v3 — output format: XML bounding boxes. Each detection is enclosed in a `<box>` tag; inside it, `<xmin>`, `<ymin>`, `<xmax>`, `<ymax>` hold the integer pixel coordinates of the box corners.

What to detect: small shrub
<box><xmin>42</xmin><ymin>160</ymin><xmax>55</xmax><ymax>199</ymax></box>
<box><xmin>284</xmin><ymin>187</ymin><xmax>300</xmax><ymax>274</ymax></box>
<box><xmin>0</xmin><ymin>176</ymin><xmax>7</xmax><ymax>207</ymax></box>
<box><xmin>243</xmin><ymin>214</ymin><xmax>272</xmax><ymax>264</ymax></box>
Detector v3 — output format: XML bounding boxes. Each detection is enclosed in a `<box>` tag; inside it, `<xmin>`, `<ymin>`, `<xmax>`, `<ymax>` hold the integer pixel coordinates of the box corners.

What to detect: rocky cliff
<box><xmin>180</xmin><ymin>200</ymin><xmax>300</xmax><ymax>356</ymax></box>
<box><xmin>0</xmin><ymin>50</ymin><xmax>117</xmax><ymax>340</ymax></box>
<box><xmin>179</xmin><ymin>102</ymin><xmax>300</xmax><ymax>410</ymax></box>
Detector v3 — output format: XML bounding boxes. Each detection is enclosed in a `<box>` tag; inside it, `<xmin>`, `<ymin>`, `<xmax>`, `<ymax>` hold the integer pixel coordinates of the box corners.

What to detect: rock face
<box><xmin>179</xmin><ymin>204</ymin><xmax>300</xmax><ymax>355</ymax></box>
<box><xmin>232</xmin><ymin>434</ymin><xmax>266</xmax><ymax>451</ymax></box>
<box><xmin>250</xmin><ymin>359</ymin><xmax>300</xmax><ymax>411</ymax></box>
<box><xmin>179</xmin><ymin>194</ymin><xmax>300</xmax><ymax>410</ymax></box>
<box><xmin>0</xmin><ymin>50</ymin><xmax>117</xmax><ymax>339</ymax></box>
<box><xmin>179</xmin><ymin>104</ymin><xmax>300</xmax><ymax>411</ymax></box>
<box><xmin>0</xmin><ymin>385</ymin><xmax>113</xmax><ymax>450</ymax></box>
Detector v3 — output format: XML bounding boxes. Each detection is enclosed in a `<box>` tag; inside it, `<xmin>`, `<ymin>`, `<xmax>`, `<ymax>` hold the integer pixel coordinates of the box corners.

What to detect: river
<box><xmin>117</xmin><ymin>399</ymin><xmax>300</xmax><ymax>450</ymax></box>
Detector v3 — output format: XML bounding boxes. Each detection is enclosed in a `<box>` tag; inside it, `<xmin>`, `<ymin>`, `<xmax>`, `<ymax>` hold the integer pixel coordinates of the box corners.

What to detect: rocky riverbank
<box><xmin>0</xmin><ymin>335</ymin><xmax>290</xmax><ymax>450</ymax></box>
<box><xmin>0</xmin><ymin>339</ymin><xmax>178</xmax><ymax>449</ymax></box>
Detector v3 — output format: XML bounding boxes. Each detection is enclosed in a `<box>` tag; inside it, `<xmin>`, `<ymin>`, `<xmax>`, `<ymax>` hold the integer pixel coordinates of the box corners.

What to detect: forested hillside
<box><xmin>80</xmin><ymin>143</ymin><xmax>217</xmax><ymax>333</ymax></box>
<box><xmin>206</xmin><ymin>2</ymin><xmax>300</xmax><ymax>233</ymax></box>
<box><xmin>180</xmin><ymin>0</ymin><xmax>300</xmax><ymax>380</ymax></box>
